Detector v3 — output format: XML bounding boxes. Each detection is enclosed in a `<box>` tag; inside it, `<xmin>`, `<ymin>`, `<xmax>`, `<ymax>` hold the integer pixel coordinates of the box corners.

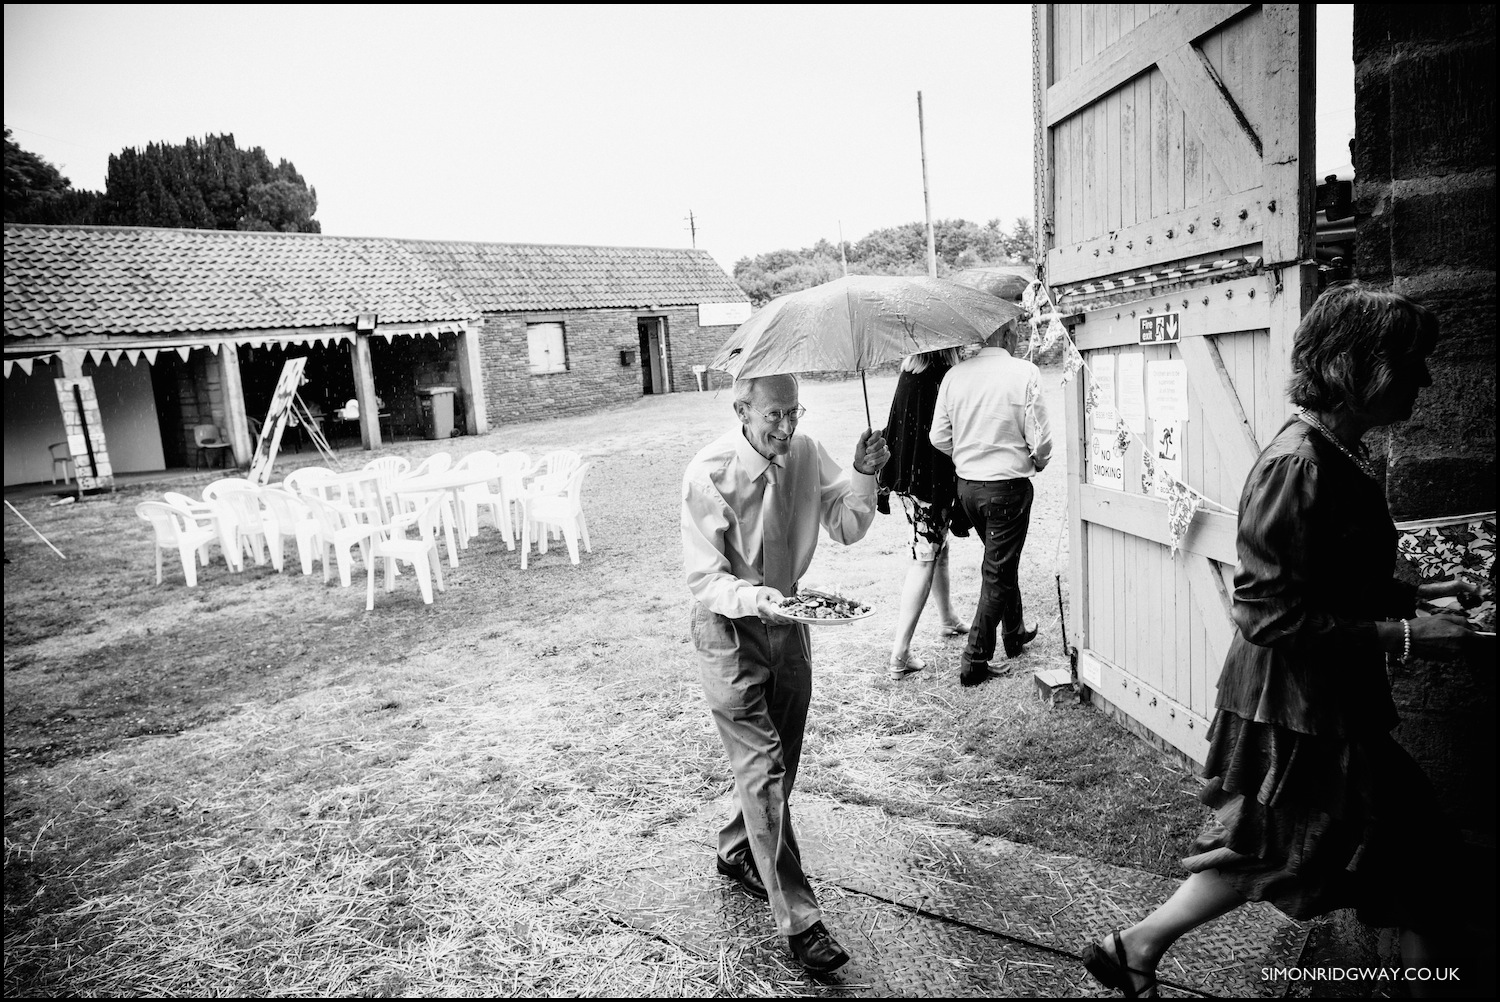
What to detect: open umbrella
<box><xmin>708</xmin><ymin>275</ymin><xmax>1026</xmax><ymax>426</ymax></box>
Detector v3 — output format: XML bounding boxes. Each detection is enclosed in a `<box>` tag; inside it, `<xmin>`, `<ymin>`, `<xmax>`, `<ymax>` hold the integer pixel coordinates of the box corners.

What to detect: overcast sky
<box><xmin>5</xmin><ymin>4</ymin><xmax>1351</xmax><ymax>274</ymax></box>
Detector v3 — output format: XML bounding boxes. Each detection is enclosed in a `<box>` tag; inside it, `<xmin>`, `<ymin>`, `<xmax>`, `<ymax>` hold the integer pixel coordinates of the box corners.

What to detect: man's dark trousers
<box><xmin>956</xmin><ymin>476</ymin><xmax>1034</xmax><ymax>670</ymax></box>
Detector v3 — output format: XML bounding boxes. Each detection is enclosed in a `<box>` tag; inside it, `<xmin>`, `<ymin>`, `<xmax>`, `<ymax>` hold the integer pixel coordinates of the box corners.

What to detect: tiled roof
<box><xmin>398</xmin><ymin>239</ymin><xmax>748</xmax><ymax>312</ymax></box>
<box><xmin>4</xmin><ymin>224</ymin><xmax>478</xmax><ymax>340</ymax></box>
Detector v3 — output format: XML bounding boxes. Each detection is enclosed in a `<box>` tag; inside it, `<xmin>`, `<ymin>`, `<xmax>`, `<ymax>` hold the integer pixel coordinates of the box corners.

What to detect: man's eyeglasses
<box><xmin>751</xmin><ymin>405</ymin><xmax>807</xmax><ymax>424</ymax></box>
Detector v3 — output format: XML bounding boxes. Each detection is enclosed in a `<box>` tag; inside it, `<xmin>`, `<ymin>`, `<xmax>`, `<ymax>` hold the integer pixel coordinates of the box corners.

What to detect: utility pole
<box><xmin>917</xmin><ymin>91</ymin><xmax>937</xmax><ymax>279</ymax></box>
<box><xmin>838</xmin><ymin>220</ymin><xmax>849</xmax><ymax>277</ymax></box>
<box><xmin>685</xmin><ymin>210</ymin><xmax>697</xmax><ymax>248</ymax></box>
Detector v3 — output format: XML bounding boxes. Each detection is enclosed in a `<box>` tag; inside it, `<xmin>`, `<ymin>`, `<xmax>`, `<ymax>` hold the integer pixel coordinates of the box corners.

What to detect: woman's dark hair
<box><xmin>1286</xmin><ymin>282</ymin><xmax>1439</xmax><ymax>412</ymax></box>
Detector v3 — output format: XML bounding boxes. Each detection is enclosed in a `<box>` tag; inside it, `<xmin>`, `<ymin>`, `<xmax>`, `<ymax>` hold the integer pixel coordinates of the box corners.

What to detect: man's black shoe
<box><xmin>788</xmin><ymin>921</ymin><xmax>850</xmax><ymax>973</ymax></box>
<box><xmin>1004</xmin><ymin>623</ymin><xmax>1040</xmax><ymax>657</ymax></box>
<box><xmin>960</xmin><ymin>663</ymin><xmax>1007</xmax><ymax>687</ymax></box>
<box><xmin>715</xmin><ymin>853</ymin><xmax>768</xmax><ymax>900</ymax></box>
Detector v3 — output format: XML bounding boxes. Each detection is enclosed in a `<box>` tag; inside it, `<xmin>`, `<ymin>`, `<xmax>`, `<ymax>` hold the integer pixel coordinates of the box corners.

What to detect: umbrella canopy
<box><xmin>708</xmin><ymin>275</ymin><xmax>1026</xmax><ymax>381</ymax></box>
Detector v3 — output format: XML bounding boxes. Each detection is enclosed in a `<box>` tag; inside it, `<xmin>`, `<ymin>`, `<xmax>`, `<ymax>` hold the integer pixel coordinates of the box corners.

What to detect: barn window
<box><xmin>526</xmin><ymin>322</ymin><xmax>567</xmax><ymax>374</ymax></box>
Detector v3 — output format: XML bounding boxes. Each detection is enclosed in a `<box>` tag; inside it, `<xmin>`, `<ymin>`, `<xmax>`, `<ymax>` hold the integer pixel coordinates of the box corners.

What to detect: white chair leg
<box><xmin>563</xmin><ymin>525</ymin><xmax>580</xmax><ymax>565</ymax></box>
<box><xmin>430</xmin><ymin>546</ymin><xmax>446</xmax><ymax>593</ymax></box>
<box><xmin>415</xmin><ymin>559</ymin><xmax>433</xmax><ymax>604</ymax></box>
<box><xmin>385</xmin><ymin>555</ymin><xmax>397</xmax><ymax>593</ymax></box>
<box><xmin>337</xmin><ymin>548</ymin><xmax>353</xmax><ymax>587</ymax></box>
<box><xmin>179</xmin><ymin>545</ymin><xmax>198</xmax><ymax>587</ymax></box>
<box><xmin>155</xmin><ymin>547</ymin><xmax>165</xmax><ymax>585</ymax></box>
<box><xmin>579</xmin><ymin>514</ymin><xmax>592</xmax><ymax>553</ymax></box>
<box><xmin>297</xmin><ymin>527</ymin><xmax>317</xmax><ymax>575</ymax></box>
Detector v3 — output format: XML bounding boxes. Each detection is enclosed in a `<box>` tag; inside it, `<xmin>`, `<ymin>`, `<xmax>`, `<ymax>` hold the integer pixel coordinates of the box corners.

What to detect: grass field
<box><xmin>3</xmin><ymin>369</ymin><xmax>1206</xmax><ymax>996</ymax></box>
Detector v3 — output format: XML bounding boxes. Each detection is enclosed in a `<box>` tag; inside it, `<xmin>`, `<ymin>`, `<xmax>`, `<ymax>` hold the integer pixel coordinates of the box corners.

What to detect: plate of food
<box><xmin>778</xmin><ymin>589</ymin><xmax>874</xmax><ymax>625</ymax></box>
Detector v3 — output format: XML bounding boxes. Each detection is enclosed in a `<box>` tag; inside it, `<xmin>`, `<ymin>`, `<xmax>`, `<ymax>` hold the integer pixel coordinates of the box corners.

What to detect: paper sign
<box><xmin>1116</xmin><ymin>352</ymin><xmax>1147</xmax><ymax>435</ymax></box>
<box><xmin>1090</xmin><ymin>432</ymin><xmax>1125</xmax><ymax>491</ymax></box>
<box><xmin>1089</xmin><ymin>353</ymin><xmax>1117</xmax><ymax>435</ymax></box>
<box><xmin>1151</xmin><ymin>419</ymin><xmax>1184</xmax><ymax>497</ymax></box>
<box><xmin>698</xmin><ymin>302</ymin><xmax>752</xmax><ymax>327</ymax></box>
<box><xmin>1147</xmin><ymin>359</ymin><xmax>1189</xmax><ymax>423</ymax></box>
<box><xmin>1139</xmin><ymin>312</ymin><xmax>1181</xmax><ymax>343</ymax></box>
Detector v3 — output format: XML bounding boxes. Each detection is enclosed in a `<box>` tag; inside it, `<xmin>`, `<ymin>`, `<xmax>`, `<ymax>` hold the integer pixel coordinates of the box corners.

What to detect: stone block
<box><xmin>1386</xmin><ymin>456</ymin><xmax>1497</xmax><ymax>519</ymax></box>
<box><xmin>1389</xmin><ymin>354</ymin><xmax>1498</xmax><ymax>453</ymax></box>
<box><xmin>1390</xmin><ymin>179</ymin><xmax>1497</xmax><ymax>273</ymax></box>
<box><xmin>1352</xmin><ymin>63</ymin><xmax>1392</xmax><ymax>185</ymax></box>
<box><xmin>1390</xmin><ymin>46</ymin><xmax>1497</xmax><ymax>178</ymax></box>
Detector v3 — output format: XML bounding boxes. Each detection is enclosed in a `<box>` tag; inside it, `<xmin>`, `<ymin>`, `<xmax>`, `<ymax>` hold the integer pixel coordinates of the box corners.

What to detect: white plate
<box><xmin>780</xmin><ymin>607</ymin><xmax>876</xmax><ymax>626</ymax></box>
<box><xmin>778</xmin><ymin>591</ymin><xmax>875</xmax><ymax>626</ymax></box>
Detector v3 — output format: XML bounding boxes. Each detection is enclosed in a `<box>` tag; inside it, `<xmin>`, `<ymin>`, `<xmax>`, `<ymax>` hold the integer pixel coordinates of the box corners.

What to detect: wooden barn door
<box><xmin>1035</xmin><ymin>4</ymin><xmax>1316</xmax><ymax>763</ymax></box>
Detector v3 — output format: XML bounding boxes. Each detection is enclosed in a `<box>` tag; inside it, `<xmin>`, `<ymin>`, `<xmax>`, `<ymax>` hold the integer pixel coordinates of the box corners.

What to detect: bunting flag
<box><xmin>1141</xmin><ymin>448</ymin><xmax>1157</xmax><ymax>494</ymax></box>
<box><xmin>106</xmin><ymin>349</ymin><xmax>124</xmax><ymax>366</ymax></box>
<box><xmin>18</xmin><ymin>357</ymin><xmax>35</xmax><ymax>376</ymax></box>
<box><xmin>1115</xmin><ymin>415</ymin><xmax>1133</xmax><ymax>458</ymax></box>
<box><xmin>126</xmin><ymin>349</ymin><xmax>143</xmax><ymax>365</ymax></box>
<box><xmin>1041</xmin><ymin>314</ymin><xmax>1067</xmax><ymax>352</ymax></box>
<box><xmin>1022</xmin><ymin>280</ymin><xmax>1040</xmax><ymax>315</ymax></box>
<box><xmin>143</xmin><ymin>348</ymin><xmax>160</xmax><ymax>364</ymax></box>
<box><xmin>1061</xmin><ymin>339</ymin><xmax>1084</xmax><ymax>383</ymax></box>
<box><xmin>176</xmin><ymin>346</ymin><xmax>192</xmax><ymax>362</ymax></box>
<box><xmin>1161</xmin><ymin>472</ymin><xmax>1205</xmax><ymax>553</ymax></box>
<box><xmin>1085</xmin><ymin>375</ymin><xmax>1104</xmax><ymax>414</ymax></box>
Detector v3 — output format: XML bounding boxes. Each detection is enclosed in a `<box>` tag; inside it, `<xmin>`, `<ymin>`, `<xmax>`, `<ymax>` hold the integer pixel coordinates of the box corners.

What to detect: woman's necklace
<box><xmin>1296</xmin><ymin>408</ymin><xmax>1380</xmax><ymax>480</ymax></box>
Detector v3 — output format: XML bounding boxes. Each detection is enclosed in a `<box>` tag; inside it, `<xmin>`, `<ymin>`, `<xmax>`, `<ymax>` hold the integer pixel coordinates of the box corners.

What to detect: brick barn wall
<box><xmin>476</xmin><ymin>304</ymin><xmax>747</xmax><ymax>424</ymax></box>
<box><xmin>1352</xmin><ymin>0</ymin><xmax>1496</xmax><ymax>933</ymax></box>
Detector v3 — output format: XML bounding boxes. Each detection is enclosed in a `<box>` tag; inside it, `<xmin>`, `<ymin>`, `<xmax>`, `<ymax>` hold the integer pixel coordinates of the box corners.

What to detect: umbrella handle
<box><xmin>861</xmin><ymin>370</ymin><xmax>872</xmax><ymax>431</ymax></box>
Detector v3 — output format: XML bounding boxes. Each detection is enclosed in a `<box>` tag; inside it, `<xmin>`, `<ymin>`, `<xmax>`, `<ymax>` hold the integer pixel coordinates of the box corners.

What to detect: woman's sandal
<box><xmin>937</xmin><ymin>621</ymin><xmax>968</xmax><ymax>637</ymax></box>
<box><xmin>1081</xmin><ymin>932</ymin><xmax>1159</xmax><ymax>999</ymax></box>
<box><xmin>888</xmin><ymin>652</ymin><xmax>927</xmax><ymax>678</ymax></box>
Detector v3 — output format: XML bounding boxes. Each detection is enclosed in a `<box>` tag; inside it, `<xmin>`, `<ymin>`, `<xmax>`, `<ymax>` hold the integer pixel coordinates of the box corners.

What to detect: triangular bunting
<box><xmin>1043</xmin><ymin>314</ymin><xmax>1068</xmax><ymax>351</ymax></box>
<box><xmin>1163</xmin><ymin>474</ymin><xmax>1204</xmax><ymax>554</ymax></box>
<box><xmin>176</xmin><ymin>346</ymin><xmax>192</xmax><ymax>362</ymax></box>
<box><xmin>1085</xmin><ymin>376</ymin><xmax>1103</xmax><ymax>414</ymax></box>
<box><xmin>86</xmin><ymin>348</ymin><xmax>105</xmax><ymax>365</ymax></box>
<box><xmin>17</xmin><ymin>357</ymin><xmax>35</xmax><ymax>376</ymax></box>
<box><xmin>1141</xmin><ymin>449</ymin><xmax>1157</xmax><ymax>494</ymax></box>
<box><xmin>1061</xmin><ymin>340</ymin><xmax>1084</xmax><ymax>384</ymax></box>
<box><xmin>1115</xmin><ymin>416</ymin><xmax>1133</xmax><ymax>458</ymax></box>
<box><xmin>144</xmin><ymin>348</ymin><xmax>160</xmax><ymax>364</ymax></box>
<box><xmin>382</xmin><ymin>331</ymin><xmax>395</xmax><ymax>342</ymax></box>
<box><xmin>106</xmin><ymin>349</ymin><xmax>125</xmax><ymax>366</ymax></box>
<box><xmin>3</xmin><ymin>359</ymin><xmax>12</xmax><ymax>378</ymax></box>
<box><xmin>126</xmin><ymin>349</ymin><xmax>143</xmax><ymax>365</ymax></box>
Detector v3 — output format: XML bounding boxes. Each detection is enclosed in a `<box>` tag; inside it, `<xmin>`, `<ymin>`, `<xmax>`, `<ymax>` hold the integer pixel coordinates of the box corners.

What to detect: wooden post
<box><xmin>918</xmin><ymin>91</ymin><xmax>938</xmax><ymax>279</ymax></box>
<box><xmin>217</xmin><ymin>344</ymin><xmax>253</xmax><ymax>468</ymax></box>
<box><xmin>454</xmin><ymin>321</ymin><xmax>489</xmax><ymax>435</ymax></box>
<box><xmin>349</xmin><ymin>333</ymin><xmax>381</xmax><ymax>450</ymax></box>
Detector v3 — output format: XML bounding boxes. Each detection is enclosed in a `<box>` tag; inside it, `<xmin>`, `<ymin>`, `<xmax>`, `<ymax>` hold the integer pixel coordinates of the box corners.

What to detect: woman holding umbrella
<box><xmin>879</xmin><ymin>347</ymin><xmax>972</xmax><ymax>678</ymax></box>
<box><xmin>1081</xmin><ymin>283</ymin><xmax>1483</xmax><ymax>998</ymax></box>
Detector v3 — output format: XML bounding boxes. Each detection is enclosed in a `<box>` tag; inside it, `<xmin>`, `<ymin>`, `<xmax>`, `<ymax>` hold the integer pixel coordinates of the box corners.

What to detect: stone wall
<box><xmin>1354</xmin><ymin>5</ymin><xmax>1496</xmax><ymax>519</ymax></box>
<box><xmin>475</xmin><ymin>305</ymin><xmax>743</xmax><ymax>424</ymax></box>
<box><xmin>1351</xmin><ymin>3</ymin><xmax>1496</xmax><ymax>967</ymax></box>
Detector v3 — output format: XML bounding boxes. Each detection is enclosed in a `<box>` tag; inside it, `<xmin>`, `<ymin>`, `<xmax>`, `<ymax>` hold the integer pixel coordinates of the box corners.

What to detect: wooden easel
<box><xmin>290</xmin><ymin>393</ymin><xmax>340</xmax><ymax>468</ymax></box>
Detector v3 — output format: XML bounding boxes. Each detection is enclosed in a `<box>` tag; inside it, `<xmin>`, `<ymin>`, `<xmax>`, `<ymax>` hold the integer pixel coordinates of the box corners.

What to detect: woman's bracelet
<box><xmin>1400</xmin><ymin>618</ymin><xmax>1412</xmax><ymax>663</ymax></box>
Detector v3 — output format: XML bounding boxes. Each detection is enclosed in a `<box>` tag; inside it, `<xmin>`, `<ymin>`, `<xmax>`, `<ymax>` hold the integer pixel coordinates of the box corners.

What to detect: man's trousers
<box><xmin>691</xmin><ymin>601</ymin><xmax>820</xmax><ymax>937</ymax></box>
<box><xmin>956</xmin><ymin>476</ymin><xmax>1034</xmax><ymax>671</ymax></box>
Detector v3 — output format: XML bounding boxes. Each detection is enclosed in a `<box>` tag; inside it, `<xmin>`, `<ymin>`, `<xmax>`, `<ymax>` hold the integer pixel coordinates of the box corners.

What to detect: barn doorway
<box><xmin>638</xmin><ymin>317</ymin><xmax>668</xmax><ymax>395</ymax></box>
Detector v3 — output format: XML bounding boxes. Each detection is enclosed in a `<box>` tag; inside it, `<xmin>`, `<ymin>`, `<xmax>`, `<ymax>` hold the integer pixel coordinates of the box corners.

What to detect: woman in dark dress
<box><xmin>1082</xmin><ymin>284</ymin><xmax>1483</xmax><ymax>997</ymax></box>
<box><xmin>879</xmin><ymin>347</ymin><xmax>971</xmax><ymax>678</ymax></box>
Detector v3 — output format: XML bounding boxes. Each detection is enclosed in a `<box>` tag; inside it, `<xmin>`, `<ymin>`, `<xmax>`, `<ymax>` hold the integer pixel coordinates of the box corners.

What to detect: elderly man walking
<box><xmin>930</xmin><ymin>319</ymin><xmax>1052</xmax><ymax>687</ymax></box>
<box><xmin>682</xmin><ymin>373</ymin><xmax>888</xmax><ymax>974</ymax></box>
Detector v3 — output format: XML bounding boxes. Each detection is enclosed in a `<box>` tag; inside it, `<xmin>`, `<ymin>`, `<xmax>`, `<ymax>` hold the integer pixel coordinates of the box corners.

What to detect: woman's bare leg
<box><xmin>929</xmin><ymin>545</ymin><xmax>964</xmax><ymax>629</ymax></box>
<box><xmin>1096</xmin><ymin>870</ymin><xmax>1245</xmax><ymax>993</ymax></box>
<box><xmin>891</xmin><ymin>557</ymin><xmax>938</xmax><ymax>662</ymax></box>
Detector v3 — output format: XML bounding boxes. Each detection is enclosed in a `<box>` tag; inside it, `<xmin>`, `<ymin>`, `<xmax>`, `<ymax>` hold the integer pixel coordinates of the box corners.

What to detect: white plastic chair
<box><xmin>525</xmin><ymin>449</ymin><xmax>581</xmax><ymax>486</ymax></box>
<box><xmin>49</xmin><ymin>442</ymin><xmax>75</xmax><ymax>484</ymax></box>
<box><xmin>137</xmin><ymin>501</ymin><xmax>219</xmax><ymax>587</ymax></box>
<box><xmin>163</xmin><ymin>490</ymin><xmax>239</xmax><ymax>572</ymax></box>
<box><xmin>410</xmin><ymin>452</ymin><xmax>452</xmax><ymax>478</ymax></box>
<box><xmin>212</xmin><ymin>486</ymin><xmax>271</xmax><ymax>570</ymax></box>
<box><xmin>284</xmin><ymin>466</ymin><xmax>335</xmax><ymax>499</ymax></box>
<box><xmin>454</xmin><ymin>452</ymin><xmax>513</xmax><ymax>548</ymax></box>
<box><xmin>363</xmin><ymin>455</ymin><xmax>411</xmax><ymax>521</ymax></box>
<box><xmin>520</xmin><ymin>462</ymin><xmax>592</xmax><ymax>569</ymax></box>
<box><xmin>259</xmin><ymin>487</ymin><xmax>319</xmax><ymax>575</ymax></box>
<box><xmin>357</xmin><ymin>491</ymin><xmax>448</xmax><ymax>611</ymax></box>
<box><xmin>300</xmin><ymin>493</ymin><xmax>375</xmax><ymax>588</ymax></box>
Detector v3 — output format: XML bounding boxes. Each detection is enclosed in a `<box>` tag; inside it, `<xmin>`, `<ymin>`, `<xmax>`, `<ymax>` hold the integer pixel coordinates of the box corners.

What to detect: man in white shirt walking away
<box><xmin>929</xmin><ymin>319</ymin><xmax>1053</xmax><ymax>687</ymax></box>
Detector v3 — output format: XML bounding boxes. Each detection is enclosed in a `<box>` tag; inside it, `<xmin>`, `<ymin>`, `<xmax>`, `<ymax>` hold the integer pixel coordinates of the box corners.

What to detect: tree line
<box><xmin>5</xmin><ymin>128</ymin><xmax>320</xmax><ymax>232</ymax></box>
<box><xmin>734</xmin><ymin>217</ymin><xmax>1036</xmax><ymax>306</ymax></box>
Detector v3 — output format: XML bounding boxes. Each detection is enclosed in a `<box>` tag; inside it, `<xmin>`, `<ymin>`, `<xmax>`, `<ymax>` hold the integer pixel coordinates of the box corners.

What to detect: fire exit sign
<box><xmin>1139</xmin><ymin>313</ymin><xmax>1180</xmax><ymax>344</ymax></box>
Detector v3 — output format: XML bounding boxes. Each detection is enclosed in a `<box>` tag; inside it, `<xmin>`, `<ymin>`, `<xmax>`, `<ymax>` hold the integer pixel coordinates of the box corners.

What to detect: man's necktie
<box><xmin>762</xmin><ymin>462</ymin><xmax>793</xmax><ymax>594</ymax></box>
